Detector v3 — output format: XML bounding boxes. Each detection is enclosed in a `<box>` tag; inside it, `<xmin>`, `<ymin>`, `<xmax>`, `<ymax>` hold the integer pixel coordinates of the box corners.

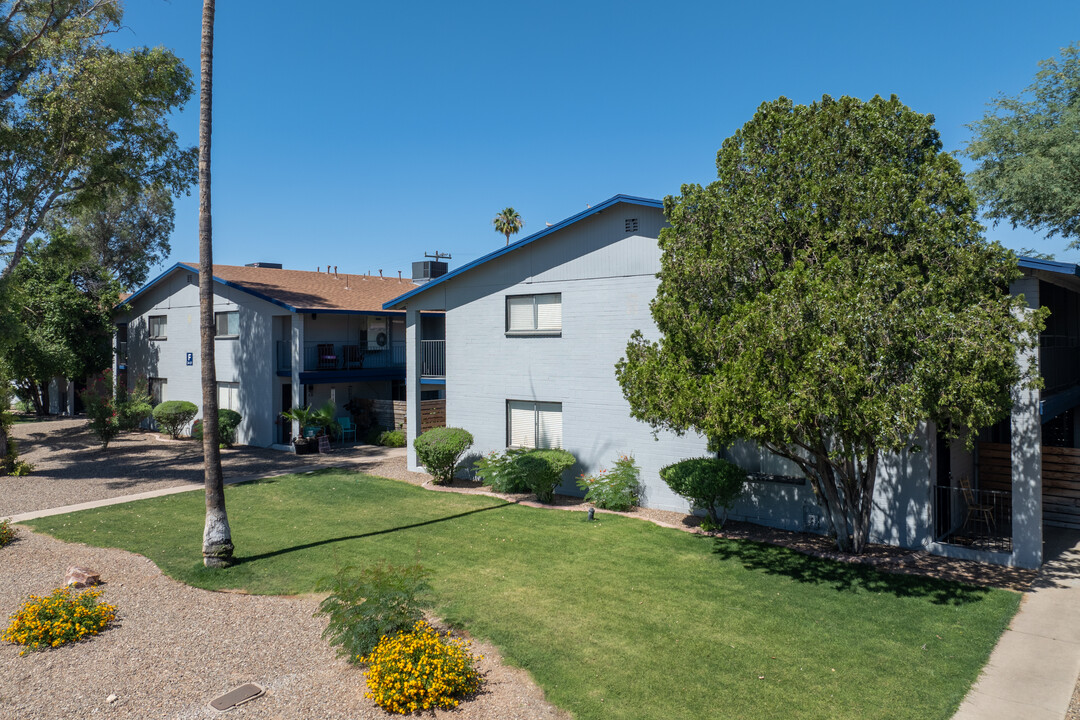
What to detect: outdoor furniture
<box><xmin>316</xmin><ymin>343</ymin><xmax>337</xmax><ymax>370</ymax></box>
<box><xmin>338</xmin><ymin>416</ymin><xmax>356</xmax><ymax>444</ymax></box>
<box><xmin>342</xmin><ymin>344</ymin><xmax>364</xmax><ymax>369</ymax></box>
<box><xmin>958</xmin><ymin>474</ymin><xmax>995</xmax><ymax>533</ymax></box>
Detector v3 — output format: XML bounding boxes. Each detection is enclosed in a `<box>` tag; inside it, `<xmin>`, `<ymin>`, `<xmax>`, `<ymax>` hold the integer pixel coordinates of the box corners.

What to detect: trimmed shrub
<box><xmin>152</xmin><ymin>400</ymin><xmax>198</xmax><ymax>439</ymax></box>
<box><xmin>517</xmin><ymin>449</ymin><xmax>577</xmax><ymax>503</ymax></box>
<box><xmin>363</xmin><ymin>620</ymin><xmax>483</xmax><ymax>714</ymax></box>
<box><xmin>316</xmin><ymin>562</ymin><xmax>432</xmax><ymax>661</ymax></box>
<box><xmin>115</xmin><ymin>379</ymin><xmax>153</xmax><ymax>431</ymax></box>
<box><xmin>218</xmin><ymin>409</ymin><xmax>243</xmax><ymax>447</ymax></box>
<box><xmin>377</xmin><ymin>430</ymin><xmax>406</xmax><ymax>448</ymax></box>
<box><xmin>475</xmin><ymin>448</ymin><xmax>530</xmax><ymax>493</ymax></box>
<box><xmin>659</xmin><ymin>457</ymin><xmax>747</xmax><ymax>527</ymax></box>
<box><xmin>577</xmin><ymin>454</ymin><xmax>641</xmax><ymax>511</ymax></box>
<box><xmin>413</xmin><ymin>427</ymin><xmax>474</xmax><ymax>485</ymax></box>
<box><xmin>3</xmin><ymin>587</ymin><xmax>117</xmax><ymax>654</ymax></box>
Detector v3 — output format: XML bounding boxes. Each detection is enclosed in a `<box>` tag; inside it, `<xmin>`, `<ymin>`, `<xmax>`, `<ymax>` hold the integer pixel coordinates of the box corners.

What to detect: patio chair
<box><xmin>316</xmin><ymin>343</ymin><xmax>337</xmax><ymax>370</ymax></box>
<box><xmin>342</xmin><ymin>344</ymin><xmax>364</xmax><ymax>369</ymax></box>
<box><xmin>958</xmin><ymin>474</ymin><xmax>995</xmax><ymax>532</ymax></box>
<box><xmin>338</xmin><ymin>416</ymin><xmax>356</xmax><ymax>444</ymax></box>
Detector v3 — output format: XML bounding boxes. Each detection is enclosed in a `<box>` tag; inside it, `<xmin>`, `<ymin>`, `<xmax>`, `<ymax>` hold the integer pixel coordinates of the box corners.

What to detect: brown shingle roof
<box><xmin>179</xmin><ymin>263</ymin><xmax>417</xmax><ymax>313</ymax></box>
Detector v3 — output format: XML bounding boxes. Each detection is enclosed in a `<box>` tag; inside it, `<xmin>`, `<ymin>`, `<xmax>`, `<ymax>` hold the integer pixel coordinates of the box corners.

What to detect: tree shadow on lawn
<box><xmin>709</xmin><ymin>536</ymin><xmax>994</xmax><ymax>606</ymax></box>
<box><xmin>231</xmin><ymin>501</ymin><xmax>513</xmax><ymax>565</ymax></box>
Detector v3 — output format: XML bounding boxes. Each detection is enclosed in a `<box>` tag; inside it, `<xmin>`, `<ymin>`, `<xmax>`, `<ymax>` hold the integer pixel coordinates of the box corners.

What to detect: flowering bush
<box><xmin>362</xmin><ymin>620</ymin><xmax>483</xmax><ymax>714</ymax></box>
<box><xmin>577</xmin><ymin>454</ymin><xmax>641</xmax><ymax>511</ymax></box>
<box><xmin>3</xmin><ymin>587</ymin><xmax>117</xmax><ymax>654</ymax></box>
<box><xmin>474</xmin><ymin>448</ymin><xmax>529</xmax><ymax>493</ymax></box>
<box><xmin>80</xmin><ymin>373</ymin><xmax>120</xmax><ymax>449</ymax></box>
<box><xmin>0</xmin><ymin>519</ymin><xmax>15</xmax><ymax>547</ymax></box>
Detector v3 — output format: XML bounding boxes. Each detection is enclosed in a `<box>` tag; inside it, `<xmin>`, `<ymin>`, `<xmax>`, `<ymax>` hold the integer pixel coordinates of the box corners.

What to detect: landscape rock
<box><xmin>64</xmin><ymin>566</ymin><xmax>101</xmax><ymax>588</ymax></box>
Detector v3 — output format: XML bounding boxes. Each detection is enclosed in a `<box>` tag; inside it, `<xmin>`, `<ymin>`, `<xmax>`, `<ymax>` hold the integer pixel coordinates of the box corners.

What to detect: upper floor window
<box><xmin>506</xmin><ymin>293</ymin><xmax>561</xmax><ymax>336</ymax></box>
<box><xmin>215</xmin><ymin>311</ymin><xmax>239</xmax><ymax>337</ymax></box>
<box><xmin>507</xmin><ymin>400</ymin><xmax>562</xmax><ymax>449</ymax></box>
<box><xmin>148</xmin><ymin>315</ymin><xmax>167</xmax><ymax>340</ymax></box>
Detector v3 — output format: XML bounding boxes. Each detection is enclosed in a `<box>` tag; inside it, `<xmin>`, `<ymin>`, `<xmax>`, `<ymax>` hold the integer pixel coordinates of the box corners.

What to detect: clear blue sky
<box><xmin>118</xmin><ymin>0</ymin><xmax>1080</xmax><ymax>281</ymax></box>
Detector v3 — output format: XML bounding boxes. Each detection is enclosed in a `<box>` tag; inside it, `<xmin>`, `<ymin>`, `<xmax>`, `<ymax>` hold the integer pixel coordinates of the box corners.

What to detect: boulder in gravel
<box><xmin>64</xmin><ymin>566</ymin><xmax>101</xmax><ymax>588</ymax></box>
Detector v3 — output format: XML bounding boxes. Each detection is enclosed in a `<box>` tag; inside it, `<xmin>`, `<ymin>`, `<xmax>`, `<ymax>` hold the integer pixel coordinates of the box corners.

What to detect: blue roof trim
<box><xmin>1018</xmin><ymin>256</ymin><xmax>1080</xmax><ymax>278</ymax></box>
<box><xmin>383</xmin><ymin>194</ymin><xmax>664</xmax><ymax>309</ymax></box>
<box><xmin>116</xmin><ymin>262</ymin><xmax>403</xmax><ymax>316</ymax></box>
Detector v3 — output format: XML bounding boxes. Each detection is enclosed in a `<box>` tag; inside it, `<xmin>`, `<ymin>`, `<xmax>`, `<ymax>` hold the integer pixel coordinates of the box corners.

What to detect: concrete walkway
<box><xmin>953</xmin><ymin>529</ymin><xmax>1080</xmax><ymax>720</ymax></box>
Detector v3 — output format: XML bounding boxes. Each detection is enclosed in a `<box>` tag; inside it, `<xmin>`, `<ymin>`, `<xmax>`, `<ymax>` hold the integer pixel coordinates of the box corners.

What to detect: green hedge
<box><xmin>659</xmin><ymin>457</ymin><xmax>747</xmax><ymax>527</ymax></box>
<box><xmin>413</xmin><ymin>427</ymin><xmax>474</xmax><ymax>485</ymax></box>
<box><xmin>152</xmin><ymin>401</ymin><xmax>198</xmax><ymax>439</ymax></box>
<box><xmin>516</xmin><ymin>449</ymin><xmax>576</xmax><ymax>503</ymax></box>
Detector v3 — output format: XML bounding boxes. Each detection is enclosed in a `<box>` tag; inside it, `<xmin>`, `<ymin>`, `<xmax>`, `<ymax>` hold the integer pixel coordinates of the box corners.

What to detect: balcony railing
<box><xmin>275</xmin><ymin>340</ymin><xmax>407</xmax><ymax>373</ymax></box>
<box><xmin>421</xmin><ymin>339</ymin><xmax>445</xmax><ymax>378</ymax></box>
<box><xmin>934</xmin><ymin>484</ymin><xmax>1012</xmax><ymax>553</ymax></box>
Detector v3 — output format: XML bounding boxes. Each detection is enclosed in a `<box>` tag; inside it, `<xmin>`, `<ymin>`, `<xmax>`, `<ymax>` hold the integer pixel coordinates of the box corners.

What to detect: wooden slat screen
<box><xmin>978</xmin><ymin>442</ymin><xmax>1080</xmax><ymax>529</ymax></box>
<box><xmin>420</xmin><ymin>399</ymin><xmax>446</xmax><ymax>433</ymax></box>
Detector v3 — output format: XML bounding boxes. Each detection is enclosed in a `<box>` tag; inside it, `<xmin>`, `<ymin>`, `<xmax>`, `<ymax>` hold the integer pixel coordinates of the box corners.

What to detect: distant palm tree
<box><xmin>493</xmin><ymin>207</ymin><xmax>523</xmax><ymax>245</ymax></box>
<box><xmin>198</xmin><ymin>0</ymin><xmax>233</xmax><ymax>568</ymax></box>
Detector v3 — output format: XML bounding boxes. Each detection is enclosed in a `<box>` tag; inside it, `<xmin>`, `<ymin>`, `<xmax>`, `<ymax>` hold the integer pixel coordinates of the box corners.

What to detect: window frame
<box><xmin>148</xmin><ymin>315</ymin><xmax>167</xmax><ymax>341</ymax></box>
<box><xmin>214</xmin><ymin>310</ymin><xmax>240</xmax><ymax>338</ymax></box>
<box><xmin>505</xmin><ymin>293</ymin><xmax>562</xmax><ymax>337</ymax></box>
<box><xmin>506</xmin><ymin>399</ymin><xmax>563</xmax><ymax>449</ymax></box>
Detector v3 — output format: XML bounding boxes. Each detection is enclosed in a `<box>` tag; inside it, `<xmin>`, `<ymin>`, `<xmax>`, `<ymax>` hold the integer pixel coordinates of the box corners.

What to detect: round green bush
<box><xmin>659</xmin><ymin>457</ymin><xmax>747</xmax><ymax>527</ymax></box>
<box><xmin>191</xmin><ymin>409</ymin><xmax>243</xmax><ymax>447</ymax></box>
<box><xmin>152</xmin><ymin>400</ymin><xmax>198</xmax><ymax>439</ymax></box>
<box><xmin>413</xmin><ymin>427</ymin><xmax>474</xmax><ymax>485</ymax></box>
<box><xmin>516</xmin><ymin>449</ymin><xmax>576</xmax><ymax>503</ymax></box>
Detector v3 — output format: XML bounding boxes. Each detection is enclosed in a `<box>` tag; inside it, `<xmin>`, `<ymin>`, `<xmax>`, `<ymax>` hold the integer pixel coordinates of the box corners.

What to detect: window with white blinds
<box><xmin>218</xmin><ymin>382</ymin><xmax>239</xmax><ymax>412</ymax></box>
<box><xmin>507</xmin><ymin>400</ymin><xmax>563</xmax><ymax>448</ymax></box>
<box><xmin>506</xmin><ymin>293</ymin><xmax>561</xmax><ymax>334</ymax></box>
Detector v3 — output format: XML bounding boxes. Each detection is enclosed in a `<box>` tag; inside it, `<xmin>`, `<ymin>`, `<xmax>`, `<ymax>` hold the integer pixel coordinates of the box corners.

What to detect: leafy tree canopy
<box><xmin>0</xmin><ymin>0</ymin><xmax>196</xmax><ymax>282</ymax></box>
<box><xmin>0</xmin><ymin>230</ymin><xmax>119</xmax><ymax>413</ymax></box>
<box><xmin>964</xmin><ymin>43</ymin><xmax>1080</xmax><ymax>247</ymax></box>
<box><xmin>617</xmin><ymin>95</ymin><xmax>1045</xmax><ymax>553</ymax></box>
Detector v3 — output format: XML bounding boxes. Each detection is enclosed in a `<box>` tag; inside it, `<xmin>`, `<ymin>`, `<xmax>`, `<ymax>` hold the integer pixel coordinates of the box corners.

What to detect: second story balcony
<box><xmin>275</xmin><ymin>338</ymin><xmax>445</xmax><ymax>381</ymax></box>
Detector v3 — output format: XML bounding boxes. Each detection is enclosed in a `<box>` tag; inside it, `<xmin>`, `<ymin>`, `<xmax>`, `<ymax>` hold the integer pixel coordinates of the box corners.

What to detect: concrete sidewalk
<box><xmin>953</xmin><ymin>530</ymin><xmax>1080</xmax><ymax>720</ymax></box>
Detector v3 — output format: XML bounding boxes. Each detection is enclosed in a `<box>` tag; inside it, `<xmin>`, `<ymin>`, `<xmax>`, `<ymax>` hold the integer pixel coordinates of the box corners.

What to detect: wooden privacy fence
<box><xmin>1041</xmin><ymin>445</ymin><xmax>1080</xmax><ymax>530</ymax></box>
<box><xmin>420</xmin><ymin>399</ymin><xmax>446</xmax><ymax>433</ymax></box>
<box><xmin>977</xmin><ymin>442</ymin><xmax>1080</xmax><ymax>530</ymax></box>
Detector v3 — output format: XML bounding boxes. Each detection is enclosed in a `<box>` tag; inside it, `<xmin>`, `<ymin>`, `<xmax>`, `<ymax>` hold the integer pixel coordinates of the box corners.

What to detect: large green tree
<box><xmin>0</xmin><ymin>0</ymin><xmax>196</xmax><ymax>282</ymax></box>
<box><xmin>964</xmin><ymin>43</ymin><xmax>1080</xmax><ymax>247</ymax></box>
<box><xmin>617</xmin><ymin>95</ymin><xmax>1045</xmax><ymax>553</ymax></box>
<box><xmin>0</xmin><ymin>232</ymin><xmax>118</xmax><ymax>413</ymax></box>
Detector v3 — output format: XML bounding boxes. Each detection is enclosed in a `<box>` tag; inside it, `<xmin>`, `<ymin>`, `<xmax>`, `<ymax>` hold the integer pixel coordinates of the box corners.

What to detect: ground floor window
<box><xmin>392</xmin><ymin>379</ymin><xmax>407</xmax><ymax>401</ymax></box>
<box><xmin>218</xmin><ymin>382</ymin><xmax>239</xmax><ymax>412</ymax></box>
<box><xmin>722</xmin><ymin>440</ymin><xmax>804</xmax><ymax>483</ymax></box>
<box><xmin>507</xmin><ymin>400</ymin><xmax>562</xmax><ymax>449</ymax></box>
<box><xmin>149</xmin><ymin>377</ymin><xmax>167</xmax><ymax>405</ymax></box>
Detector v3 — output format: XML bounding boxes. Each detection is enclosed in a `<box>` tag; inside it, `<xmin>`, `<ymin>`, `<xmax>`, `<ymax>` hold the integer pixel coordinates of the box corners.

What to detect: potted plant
<box><xmin>281</xmin><ymin>405</ymin><xmax>321</xmax><ymax>455</ymax></box>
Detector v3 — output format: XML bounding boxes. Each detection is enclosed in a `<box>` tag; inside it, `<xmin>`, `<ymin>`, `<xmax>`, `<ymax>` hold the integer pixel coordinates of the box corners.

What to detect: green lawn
<box><xmin>26</xmin><ymin>469</ymin><xmax>1019</xmax><ymax>720</ymax></box>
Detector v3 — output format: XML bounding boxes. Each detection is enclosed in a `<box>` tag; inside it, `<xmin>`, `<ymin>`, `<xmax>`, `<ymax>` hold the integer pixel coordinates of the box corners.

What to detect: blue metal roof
<box><xmin>383</xmin><ymin>194</ymin><xmax>664</xmax><ymax>309</ymax></box>
<box><xmin>1017</xmin><ymin>256</ymin><xmax>1080</xmax><ymax>278</ymax></box>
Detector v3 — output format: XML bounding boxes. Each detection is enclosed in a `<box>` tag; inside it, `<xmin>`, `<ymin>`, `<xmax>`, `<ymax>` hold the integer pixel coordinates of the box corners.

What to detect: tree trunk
<box><xmin>198</xmin><ymin>0</ymin><xmax>232</xmax><ymax>568</ymax></box>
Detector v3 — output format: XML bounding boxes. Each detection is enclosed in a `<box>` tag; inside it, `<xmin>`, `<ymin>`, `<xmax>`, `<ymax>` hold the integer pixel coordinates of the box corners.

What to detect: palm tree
<box><xmin>493</xmin><ymin>207</ymin><xmax>523</xmax><ymax>245</ymax></box>
<box><xmin>198</xmin><ymin>0</ymin><xmax>232</xmax><ymax>568</ymax></box>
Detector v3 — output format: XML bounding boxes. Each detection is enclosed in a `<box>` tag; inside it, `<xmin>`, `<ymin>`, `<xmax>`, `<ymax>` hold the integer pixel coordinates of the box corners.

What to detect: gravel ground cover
<box><xmin>3</xmin><ymin>419</ymin><xmax>403</xmax><ymax>517</ymax></box>
<box><xmin>0</xmin><ymin>529</ymin><xmax>569</xmax><ymax>720</ymax></box>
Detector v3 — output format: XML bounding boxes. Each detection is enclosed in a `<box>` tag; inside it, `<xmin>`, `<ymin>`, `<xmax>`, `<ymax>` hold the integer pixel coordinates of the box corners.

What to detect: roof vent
<box><xmin>625</xmin><ymin>218</ymin><xmax>639</xmax><ymax>233</ymax></box>
<box><xmin>245</xmin><ymin>262</ymin><xmax>282</xmax><ymax>269</ymax></box>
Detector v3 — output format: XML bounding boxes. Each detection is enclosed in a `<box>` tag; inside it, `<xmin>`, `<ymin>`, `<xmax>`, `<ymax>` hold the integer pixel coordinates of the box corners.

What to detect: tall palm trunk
<box><xmin>199</xmin><ymin>0</ymin><xmax>232</xmax><ymax>568</ymax></box>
